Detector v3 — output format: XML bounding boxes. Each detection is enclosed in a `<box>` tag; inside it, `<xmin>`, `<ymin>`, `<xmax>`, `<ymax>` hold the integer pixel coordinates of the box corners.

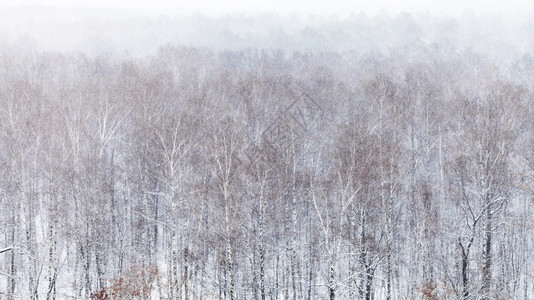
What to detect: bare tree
<box><xmin>450</xmin><ymin>81</ymin><xmax>524</xmax><ymax>299</ymax></box>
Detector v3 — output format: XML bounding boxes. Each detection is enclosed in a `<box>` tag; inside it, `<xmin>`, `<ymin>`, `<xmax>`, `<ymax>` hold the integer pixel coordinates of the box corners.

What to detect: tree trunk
<box><xmin>259</xmin><ymin>213</ymin><xmax>266</xmax><ymax>300</ymax></box>
<box><xmin>8</xmin><ymin>206</ymin><xmax>16</xmax><ymax>300</ymax></box>
<box><xmin>481</xmin><ymin>209</ymin><xmax>493</xmax><ymax>299</ymax></box>
<box><xmin>365</xmin><ymin>267</ymin><xmax>374</xmax><ymax>300</ymax></box>
<box><xmin>329</xmin><ymin>264</ymin><xmax>335</xmax><ymax>300</ymax></box>
<box><xmin>459</xmin><ymin>238</ymin><xmax>472</xmax><ymax>300</ymax></box>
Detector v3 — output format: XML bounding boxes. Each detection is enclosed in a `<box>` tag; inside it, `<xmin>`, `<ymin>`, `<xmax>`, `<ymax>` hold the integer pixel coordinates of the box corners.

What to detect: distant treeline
<box><xmin>2</xmin><ymin>9</ymin><xmax>534</xmax><ymax>62</ymax></box>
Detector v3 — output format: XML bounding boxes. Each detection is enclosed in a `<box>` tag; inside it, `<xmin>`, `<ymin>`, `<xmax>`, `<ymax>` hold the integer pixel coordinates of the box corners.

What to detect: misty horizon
<box><xmin>0</xmin><ymin>6</ymin><xmax>533</xmax><ymax>63</ymax></box>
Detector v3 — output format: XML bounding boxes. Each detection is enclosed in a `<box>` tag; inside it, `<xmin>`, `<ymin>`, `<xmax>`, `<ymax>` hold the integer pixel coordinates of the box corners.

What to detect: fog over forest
<box><xmin>2</xmin><ymin>5</ymin><xmax>534</xmax><ymax>300</ymax></box>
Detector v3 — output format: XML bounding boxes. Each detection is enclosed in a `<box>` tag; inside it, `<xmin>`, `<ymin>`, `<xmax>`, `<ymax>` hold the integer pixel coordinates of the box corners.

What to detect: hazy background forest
<box><xmin>3</xmin><ymin>4</ymin><xmax>534</xmax><ymax>300</ymax></box>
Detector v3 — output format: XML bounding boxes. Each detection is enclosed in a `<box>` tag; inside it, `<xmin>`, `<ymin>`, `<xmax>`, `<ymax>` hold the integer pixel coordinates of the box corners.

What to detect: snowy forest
<box><xmin>3</xmin><ymin>9</ymin><xmax>534</xmax><ymax>300</ymax></box>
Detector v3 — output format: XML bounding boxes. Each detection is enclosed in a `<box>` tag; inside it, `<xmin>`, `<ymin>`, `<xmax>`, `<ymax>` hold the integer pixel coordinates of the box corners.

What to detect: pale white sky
<box><xmin>0</xmin><ymin>0</ymin><xmax>533</xmax><ymax>17</ymax></box>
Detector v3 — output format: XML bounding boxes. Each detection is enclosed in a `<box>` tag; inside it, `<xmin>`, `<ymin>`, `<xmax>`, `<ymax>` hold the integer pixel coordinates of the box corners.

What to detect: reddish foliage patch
<box><xmin>92</xmin><ymin>264</ymin><xmax>157</xmax><ymax>300</ymax></box>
